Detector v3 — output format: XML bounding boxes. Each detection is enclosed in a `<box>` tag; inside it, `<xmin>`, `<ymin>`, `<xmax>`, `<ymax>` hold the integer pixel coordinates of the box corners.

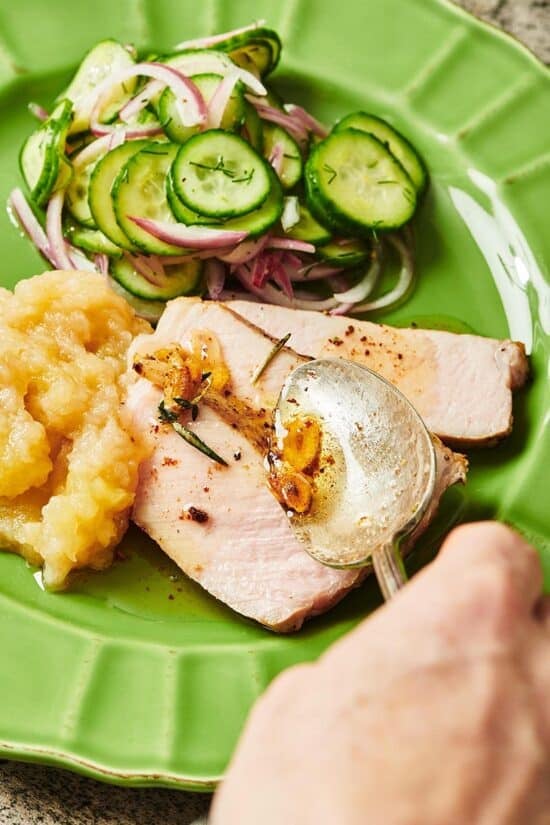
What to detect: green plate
<box><xmin>0</xmin><ymin>0</ymin><xmax>548</xmax><ymax>791</ymax></box>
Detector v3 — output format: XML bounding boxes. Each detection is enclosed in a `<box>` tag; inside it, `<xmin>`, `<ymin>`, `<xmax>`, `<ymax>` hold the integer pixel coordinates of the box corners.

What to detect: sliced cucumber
<box><xmin>284</xmin><ymin>201</ymin><xmax>332</xmax><ymax>244</ymax></box>
<box><xmin>19</xmin><ymin>99</ymin><xmax>72</xmax><ymax>206</ymax></box>
<box><xmin>89</xmin><ymin>139</ymin><xmax>150</xmax><ymax>250</ymax></box>
<box><xmin>66</xmin><ymin>152</ymin><xmax>106</xmax><ymax>228</ymax></box>
<box><xmin>241</xmin><ymin>101</ymin><xmax>263</xmax><ymax>152</ymax></box>
<box><xmin>65</xmin><ymin>223</ymin><xmax>122</xmax><ymax>256</ymax></box>
<box><xmin>213</xmin><ymin>27</ymin><xmax>281</xmax><ymax>76</ymax></box>
<box><xmin>107</xmin><ymin>276</ymin><xmax>166</xmax><ymax>324</ymax></box>
<box><xmin>61</xmin><ymin>40</ymin><xmax>136</xmax><ymax>134</ymax></box>
<box><xmin>112</xmin><ymin>142</ymin><xmax>183</xmax><ymax>255</ymax></box>
<box><xmin>166</xmin><ymin>172</ymin><xmax>223</xmax><ymax>225</ymax></box>
<box><xmin>53</xmin><ymin>157</ymin><xmax>73</xmax><ymax>192</ymax></box>
<box><xmin>171</xmin><ymin>131</ymin><xmax>271</xmax><ymax>219</ymax></box>
<box><xmin>210</xmin><ymin>167</ymin><xmax>283</xmax><ymax>237</ymax></box>
<box><xmin>334</xmin><ymin>112</ymin><xmax>427</xmax><ymax>193</ymax></box>
<box><xmin>111</xmin><ymin>256</ymin><xmax>202</xmax><ymax>300</ymax></box>
<box><xmin>305</xmin><ymin>130</ymin><xmax>417</xmax><ymax>233</ymax></box>
<box><xmin>262</xmin><ymin>123</ymin><xmax>303</xmax><ymax>190</ymax></box>
<box><xmin>317</xmin><ymin>238</ymin><xmax>370</xmax><ymax>268</ymax></box>
<box><xmin>159</xmin><ymin>73</ymin><xmax>245</xmax><ymax>144</ymax></box>
<box><xmin>169</xmin><ymin>163</ymin><xmax>283</xmax><ymax>237</ymax></box>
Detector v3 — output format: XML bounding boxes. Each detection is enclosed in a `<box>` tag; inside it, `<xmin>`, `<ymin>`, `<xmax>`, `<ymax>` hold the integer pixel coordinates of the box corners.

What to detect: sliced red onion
<box><xmin>72</xmin><ymin>134</ymin><xmax>112</xmax><ymax>169</ymax></box>
<box><xmin>28</xmin><ymin>102</ymin><xmax>49</xmax><ymax>122</ymax></box>
<box><xmin>129</xmin><ymin>216</ymin><xmax>248</xmax><ymax>249</ymax></box>
<box><xmin>268</xmin><ymin>141</ymin><xmax>284</xmax><ymax>176</ymax></box>
<box><xmin>109</xmin><ymin>128</ymin><xmax>127</xmax><ymax>150</ymax></box>
<box><xmin>119</xmin><ymin>80</ymin><xmax>163</xmax><ymax>123</ymax></box>
<box><xmin>8</xmin><ymin>188</ymin><xmax>52</xmax><ymax>263</ymax></box>
<box><xmin>236</xmin><ymin>264</ymin><xmax>340</xmax><ymax>311</ymax></box>
<box><xmin>296</xmin><ymin>262</ymin><xmax>343</xmax><ymax>280</ymax></box>
<box><xmin>166</xmin><ymin>53</ymin><xmax>266</xmax><ymax>96</ymax></box>
<box><xmin>205</xmin><ymin>258</ymin><xmax>227</xmax><ymax>299</ymax></box>
<box><xmin>245</xmin><ymin>96</ymin><xmax>308</xmax><ymax>142</ymax></box>
<box><xmin>207</xmin><ymin>73</ymin><xmax>240</xmax><ymax>129</ymax></box>
<box><xmin>353</xmin><ymin>235</ymin><xmax>414</xmax><ymax>313</ymax></box>
<box><xmin>271</xmin><ymin>261</ymin><xmax>294</xmax><ymax>299</ymax></box>
<box><xmin>46</xmin><ymin>191</ymin><xmax>73</xmax><ymax>269</ymax></box>
<box><xmin>285</xmin><ymin>104</ymin><xmax>328</xmax><ymax>138</ymax></box>
<box><xmin>159</xmin><ymin>248</ymin><xmax>235</xmax><ymax>262</ymax></box>
<box><xmin>219</xmin><ymin>235</ymin><xmax>270</xmax><ymax>264</ymax></box>
<box><xmin>333</xmin><ymin>254</ymin><xmax>382</xmax><ymax>304</ymax></box>
<box><xmin>90</xmin><ymin>62</ymin><xmax>207</xmax><ymax>135</ymax></box>
<box><xmin>173</xmin><ymin>21</ymin><xmax>266</xmax><ymax>50</ymax></box>
<box><xmin>280</xmin><ymin>196</ymin><xmax>300</xmax><ymax>232</ymax></box>
<box><xmin>125</xmin><ymin>253</ymin><xmax>166</xmax><ymax>285</ymax></box>
<box><xmin>267</xmin><ymin>237</ymin><xmax>316</xmax><ymax>254</ymax></box>
<box><xmin>68</xmin><ymin>247</ymin><xmax>98</xmax><ymax>272</ymax></box>
<box><xmin>329</xmin><ymin>302</ymin><xmax>356</xmax><ymax>316</ymax></box>
<box><xmin>93</xmin><ymin>253</ymin><xmax>109</xmax><ymax>275</ymax></box>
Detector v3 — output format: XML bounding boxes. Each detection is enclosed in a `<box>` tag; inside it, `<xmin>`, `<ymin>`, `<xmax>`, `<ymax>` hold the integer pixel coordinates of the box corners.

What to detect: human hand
<box><xmin>211</xmin><ymin>523</ymin><xmax>550</xmax><ymax>825</ymax></box>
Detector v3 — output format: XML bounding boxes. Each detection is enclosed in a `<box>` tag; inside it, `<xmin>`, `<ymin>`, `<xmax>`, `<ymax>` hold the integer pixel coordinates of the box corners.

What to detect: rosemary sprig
<box><xmin>158</xmin><ymin>401</ymin><xmax>227</xmax><ymax>465</ymax></box>
<box><xmin>174</xmin><ymin>397</ymin><xmax>199</xmax><ymax>421</ymax></box>
<box><xmin>251</xmin><ymin>333</ymin><xmax>291</xmax><ymax>385</ymax></box>
<box><xmin>172</xmin><ymin>421</ymin><xmax>228</xmax><ymax>466</ymax></box>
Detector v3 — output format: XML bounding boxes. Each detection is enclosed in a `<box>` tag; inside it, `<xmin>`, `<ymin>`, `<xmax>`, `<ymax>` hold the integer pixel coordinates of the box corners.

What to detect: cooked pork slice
<box><xmin>125</xmin><ymin>299</ymin><xmax>466</xmax><ymax>631</ymax></box>
<box><xmin>228</xmin><ymin>301</ymin><xmax>528</xmax><ymax>447</ymax></box>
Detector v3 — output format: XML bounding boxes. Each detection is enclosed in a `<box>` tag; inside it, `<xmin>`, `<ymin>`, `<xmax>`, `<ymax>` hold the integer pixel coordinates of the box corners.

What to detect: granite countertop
<box><xmin>1</xmin><ymin>2</ymin><xmax>548</xmax><ymax>824</ymax></box>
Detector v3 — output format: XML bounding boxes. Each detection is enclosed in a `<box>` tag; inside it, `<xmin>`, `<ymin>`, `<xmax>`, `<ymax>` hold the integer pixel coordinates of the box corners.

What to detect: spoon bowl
<box><xmin>274</xmin><ymin>358</ymin><xmax>437</xmax><ymax>598</ymax></box>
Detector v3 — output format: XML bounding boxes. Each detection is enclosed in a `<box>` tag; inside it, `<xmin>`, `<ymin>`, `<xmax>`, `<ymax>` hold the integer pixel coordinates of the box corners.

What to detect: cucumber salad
<box><xmin>8</xmin><ymin>22</ymin><xmax>427</xmax><ymax>321</ymax></box>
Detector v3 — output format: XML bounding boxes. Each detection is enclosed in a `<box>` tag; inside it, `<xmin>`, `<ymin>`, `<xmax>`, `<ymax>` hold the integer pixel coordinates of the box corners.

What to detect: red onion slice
<box><xmin>129</xmin><ymin>217</ymin><xmax>248</xmax><ymax>249</ymax></box>
<box><xmin>219</xmin><ymin>235</ymin><xmax>270</xmax><ymax>264</ymax></box>
<box><xmin>285</xmin><ymin>104</ymin><xmax>328</xmax><ymax>138</ymax></box>
<box><xmin>245</xmin><ymin>96</ymin><xmax>309</xmax><ymax>142</ymax></box>
<box><xmin>268</xmin><ymin>141</ymin><xmax>284</xmax><ymax>176</ymax></box>
<box><xmin>93</xmin><ymin>253</ymin><xmax>109</xmax><ymax>275</ymax></box>
<box><xmin>207</xmin><ymin>73</ymin><xmax>240</xmax><ymax>129</ymax></box>
<box><xmin>90</xmin><ymin>62</ymin><xmax>207</xmax><ymax>136</ymax></box>
<box><xmin>205</xmin><ymin>258</ymin><xmax>227</xmax><ymax>299</ymax></box>
<box><xmin>28</xmin><ymin>102</ymin><xmax>49</xmax><ymax>122</ymax></box>
<box><xmin>72</xmin><ymin>134</ymin><xmax>112</xmax><ymax>169</ymax></box>
<box><xmin>46</xmin><ymin>191</ymin><xmax>73</xmax><ymax>269</ymax></box>
<box><xmin>353</xmin><ymin>235</ymin><xmax>414</xmax><ymax>312</ymax></box>
<box><xmin>267</xmin><ymin>237</ymin><xmax>316</xmax><ymax>254</ymax></box>
<box><xmin>173</xmin><ymin>22</ymin><xmax>266</xmax><ymax>51</ymax></box>
<box><xmin>8</xmin><ymin>188</ymin><xmax>54</xmax><ymax>264</ymax></box>
<box><xmin>236</xmin><ymin>264</ymin><xmax>340</xmax><ymax>310</ymax></box>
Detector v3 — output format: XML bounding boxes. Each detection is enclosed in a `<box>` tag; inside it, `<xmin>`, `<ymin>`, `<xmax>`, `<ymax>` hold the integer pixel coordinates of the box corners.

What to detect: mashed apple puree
<box><xmin>0</xmin><ymin>270</ymin><xmax>151</xmax><ymax>588</ymax></box>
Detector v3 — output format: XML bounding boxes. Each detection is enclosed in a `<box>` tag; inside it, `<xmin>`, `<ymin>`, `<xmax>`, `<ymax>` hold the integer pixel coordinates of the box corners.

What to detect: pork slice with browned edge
<box><xmin>125</xmin><ymin>299</ymin><xmax>466</xmax><ymax>632</ymax></box>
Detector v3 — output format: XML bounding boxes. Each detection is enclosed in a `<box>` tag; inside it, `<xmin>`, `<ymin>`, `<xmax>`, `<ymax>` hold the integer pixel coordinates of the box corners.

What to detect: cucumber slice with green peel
<box><xmin>65</xmin><ymin>223</ymin><xmax>123</xmax><ymax>256</ymax></box>
<box><xmin>60</xmin><ymin>40</ymin><xmax>136</xmax><ymax>134</ymax></box>
<box><xmin>210</xmin><ymin>167</ymin><xmax>283</xmax><ymax>237</ymax></box>
<box><xmin>262</xmin><ymin>123</ymin><xmax>303</xmax><ymax>190</ymax></box>
<box><xmin>334</xmin><ymin>112</ymin><xmax>427</xmax><ymax>193</ymax></box>
<box><xmin>166</xmin><ymin>172</ymin><xmax>223</xmax><ymax>225</ymax></box>
<box><xmin>284</xmin><ymin>201</ymin><xmax>332</xmax><ymax>244</ymax></box>
<box><xmin>241</xmin><ymin>101</ymin><xmax>263</xmax><ymax>152</ymax></box>
<box><xmin>53</xmin><ymin>157</ymin><xmax>73</xmax><ymax>192</ymax></box>
<box><xmin>112</xmin><ymin>142</ymin><xmax>183</xmax><ymax>255</ymax></box>
<box><xmin>159</xmin><ymin>73</ymin><xmax>245</xmax><ymax>144</ymax></box>
<box><xmin>305</xmin><ymin>130</ymin><xmax>417</xmax><ymax>233</ymax></box>
<box><xmin>111</xmin><ymin>256</ymin><xmax>203</xmax><ymax>300</ymax></box>
<box><xmin>169</xmin><ymin>164</ymin><xmax>283</xmax><ymax>237</ymax></box>
<box><xmin>66</xmin><ymin>154</ymin><xmax>105</xmax><ymax>228</ymax></box>
<box><xmin>20</xmin><ymin>99</ymin><xmax>72</xmax><ymax>206</ymax></box>
<box><xmin>171</xmin><ymin>131</ymin><xmax>272</xmax><ymax>219</ymax></box>
<box><xmin>89</xmin><ymin>139</ymin><xmax>150</xmax><ymax>250</ymax></box>
<box><xmin>107</xmin><ymin>277</ymin><xmax>166</xmax><ymax>324</ymax></box>
<box><xmin>317</xmin><ymin>238</ymin><xmax>370</xmax><ymax>268</ymax></box>
<box><xmin>213</xmin><ymin>27</ymin><xmax>281</xmax><ymax>76</ymax></box>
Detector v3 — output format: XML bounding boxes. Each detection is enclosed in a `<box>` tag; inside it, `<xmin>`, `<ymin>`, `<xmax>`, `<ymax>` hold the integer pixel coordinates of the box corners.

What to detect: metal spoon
<box><xmin>273</xmin><ymin>358</ymin><xmax>437</xmax><ymax>600</ymax></box>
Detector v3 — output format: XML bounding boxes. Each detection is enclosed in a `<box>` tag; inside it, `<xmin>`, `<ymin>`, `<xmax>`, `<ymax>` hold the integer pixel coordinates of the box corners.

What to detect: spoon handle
<box><xmin>372</xmin><ymin>541</ymin><xmax>407</xmax><ymax>600</ymax></box>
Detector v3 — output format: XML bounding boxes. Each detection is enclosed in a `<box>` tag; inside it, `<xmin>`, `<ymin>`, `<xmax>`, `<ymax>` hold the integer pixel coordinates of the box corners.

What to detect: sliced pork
<box><xmin>125</xmin><ymin>299</ymin><xmax>466</xmax><ymax>632</ymax></box>
<box><xmin>228</xmin><ymin>301</ymin><xmax>528</xmax><ymax>447</ymax></box>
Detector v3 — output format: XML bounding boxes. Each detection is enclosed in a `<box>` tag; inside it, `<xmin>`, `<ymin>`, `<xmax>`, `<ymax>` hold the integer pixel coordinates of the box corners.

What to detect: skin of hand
<box><xmin>211</xmin><ymin>522</ymin><xmax>550</xmax><ymax>825</ymax></box>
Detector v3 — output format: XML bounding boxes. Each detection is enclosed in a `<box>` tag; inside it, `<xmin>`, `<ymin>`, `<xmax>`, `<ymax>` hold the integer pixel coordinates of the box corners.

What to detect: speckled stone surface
<box><xmin>0</xmin><ymin>3</ymin><xmax>547</xmax><ymax>824</ymax></box>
